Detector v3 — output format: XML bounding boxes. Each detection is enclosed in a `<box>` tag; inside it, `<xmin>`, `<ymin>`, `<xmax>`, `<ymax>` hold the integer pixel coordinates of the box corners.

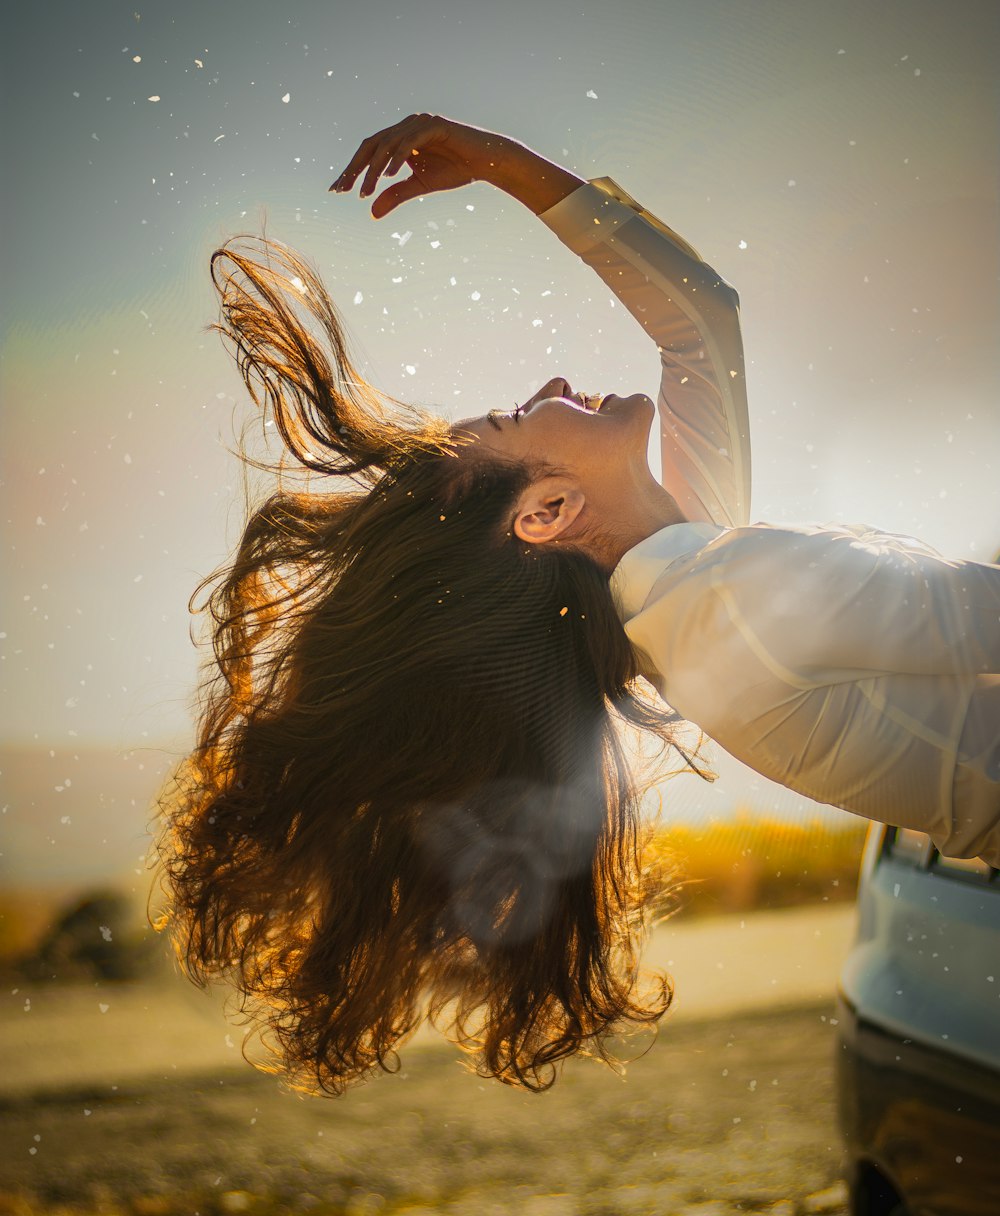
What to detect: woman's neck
<box><xmin>592</xmin><ymin>481</ymin><xmax>687</xmax><ymax>572</ymax></box>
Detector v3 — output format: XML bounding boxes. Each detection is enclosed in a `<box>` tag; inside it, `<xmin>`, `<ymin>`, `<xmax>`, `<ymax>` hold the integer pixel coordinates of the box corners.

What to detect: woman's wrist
<box><xmin>479</xmin><ymin>135</ymin><xmax>587</xmax><ymax>216</ymax></box>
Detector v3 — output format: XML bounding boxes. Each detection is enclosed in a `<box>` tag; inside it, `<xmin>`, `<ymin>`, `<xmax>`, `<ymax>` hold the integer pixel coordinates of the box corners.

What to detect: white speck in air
<box><xmin>465</xmin><ymin>204</ymin><xmax>475</xmax><ymax>211</ymax></box>
<box><xmin>430</xmin><ymin>240</ymin><xmax>440</xmax><ymax>249</ymax></box>
<box><xmin>213</xmin><ymin>134</ymin><xmax>225</xmax><ymax>143</ymax></box>
<box><xmin>404</xmin><ymin>365</ymin><xmax>416</xmax><ymax>375</ymax></box>
<box><xmin>353</xmin><ymin>290</ymin><xmax>363</xmax><ymax>304</ymax></box>
<box><xmin>147</xmin><ymin>95</ymin><xmax>160</xmax><ymax>103</ymax></box>
<box><xmin>586</xmin><ymin>89</ymin><xmax>598</xmax><ymax>99</ymax></box>
<box><xmin>470</xmin><ymin>291</ymin><xmax>481</xmax><ymax>301</ymax></box>
<box><xmin>281</xmin><ymin>93</ymin><xmax>290</xmax><ymax>103</ymax></box>
<box><xmin>290</xmin><ymin>277</ymin><xmax>307</xmax><ymax>293</ymax></box>
<box><xmin>132</xmin><ymin>55</ymin><xmax>141</xmax><ymax>63</ymax></box>
<box><xmin>391</xmin><ymin>230</ymin><xmax>412</xmax><ymax>247</ymax></box>
<box><xmin>195</xmin><ymin>59</ymin><xmax>204</xmax><ymax>68</ymax></box>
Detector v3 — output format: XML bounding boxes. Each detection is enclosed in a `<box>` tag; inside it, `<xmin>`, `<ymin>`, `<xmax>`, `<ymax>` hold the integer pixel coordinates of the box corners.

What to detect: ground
<box><xmin>0</xmin><ymin>907</ymin><xmax>856</xmax><ymax>1216</ymax></box>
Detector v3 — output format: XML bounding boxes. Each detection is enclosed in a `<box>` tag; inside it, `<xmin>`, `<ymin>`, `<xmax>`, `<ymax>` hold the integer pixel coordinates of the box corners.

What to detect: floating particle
<box><xmin>586</xmin><ymin>89</ymin><xmax>598</xmax><ymax>99</ymax></box>
<box><xmin>471</xmin><ymin>291</ymin><xmax>481</xmax><ymax>301</ymax></box>
<box><xmin>195</xmin><ymin>58</ymin><xmax>204</xmax><ymax>68</ymax></box>
<box><xmin>281</xmin><ymin>92</ymin><xmax>290</xmax><ymax>103</ymax></box>
<box><xmin>391</xmin><ymin>230</ymin><xmax>412</xmax><ymax>246</ymax></box>
<box><xmin>404</xmin><ymin>365</ymin><xmax>416</xmax><ymax>375</ymax></box>
<box><xmin>147</xmin><ymin>95</ymin><xmax>160</xmax><ymax>103</ymax></box>
<box><xmin>132</xmin><ymin>55</ymin><xmax>141</xmax><ymax>63</ymax></box>
<box><xmin>290</xmin><ymin>276</ymin><xmax>307</xmax><ymax>293</ymax></box>
<box><xmin>353</xmin><ymin>290</ymin><xmax>363</xmax><ymax>304</ymax></box>
<box><xmin>213</xmin><ymin>134</ymin><xmax>225</xmax><ymax>142</ymax></box>
<box><xmin>738</xmin><ymin>239</ymin><xmax>747</xmax><ymax>250</ymax></box>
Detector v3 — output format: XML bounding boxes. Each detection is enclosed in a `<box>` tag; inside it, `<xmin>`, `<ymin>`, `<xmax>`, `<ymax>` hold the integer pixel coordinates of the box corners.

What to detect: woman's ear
<box><xmin>514</xmin><ymin>476</ymin><xmax>587</xmax><ymax>544</ymax></box>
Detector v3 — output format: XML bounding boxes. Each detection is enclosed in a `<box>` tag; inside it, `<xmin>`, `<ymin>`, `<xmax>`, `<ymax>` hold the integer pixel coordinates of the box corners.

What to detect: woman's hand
<box><xmin>330</xmin><ymin>113</ymin><xmax>585</xmax><ymax>219</ymax></box>
<box><xmin>330</xmin><ymin>113</ymin><xmax>515</xmax><ymax>219</ymax></box>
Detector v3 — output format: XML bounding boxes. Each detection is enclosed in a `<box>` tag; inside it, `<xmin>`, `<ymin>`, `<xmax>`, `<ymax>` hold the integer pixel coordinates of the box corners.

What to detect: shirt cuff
<box><xmin>536</xmin><ymin>176</ymin><xmax>706</xmax><ymax>262</ymax></box>
<box><xmin>535</xmin><ymin>178</ymin><xmax>645</xmax><ymax>255</ymax></box>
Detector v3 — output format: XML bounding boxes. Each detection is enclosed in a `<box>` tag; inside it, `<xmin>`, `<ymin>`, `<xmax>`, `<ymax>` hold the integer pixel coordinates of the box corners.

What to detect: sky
<box><xmin>1</xmin><ymin>0</ymin><xmax>998</xmax><ymax>880</ymax></box>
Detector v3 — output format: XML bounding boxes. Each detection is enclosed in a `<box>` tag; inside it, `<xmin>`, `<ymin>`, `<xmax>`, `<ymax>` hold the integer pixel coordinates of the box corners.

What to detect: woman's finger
<box><xmin>331</xmin><ymin>116</ymin><xmax>423</xmax><ymax>192</ymax></box>
<box><xmin>331</xmin><ymin>130</ymin><xmax>384</xmax><ymax>190</ymax></box>
<box><xmin>359</xmin><ymin>139</ymin><xmax>410</xmax><ymax>198</ymax></box>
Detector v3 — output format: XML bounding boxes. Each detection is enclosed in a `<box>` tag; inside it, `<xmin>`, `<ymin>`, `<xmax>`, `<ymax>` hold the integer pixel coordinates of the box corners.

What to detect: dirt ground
<box><xmin>0</xmin><ymin>999</ymin><xmax>850</xmax><ymax>1216</ymax></box>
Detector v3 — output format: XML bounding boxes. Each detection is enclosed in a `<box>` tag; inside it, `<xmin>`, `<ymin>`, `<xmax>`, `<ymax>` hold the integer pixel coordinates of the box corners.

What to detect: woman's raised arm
<box><xmin>333</xmin><ymin>114</ymin><xmax>751</xmax><ymax>528</ymax></box>
<box><xmin>532</xmin><ymin>182</ymin><xmax>751</xmax><ymax>529</ymax></box>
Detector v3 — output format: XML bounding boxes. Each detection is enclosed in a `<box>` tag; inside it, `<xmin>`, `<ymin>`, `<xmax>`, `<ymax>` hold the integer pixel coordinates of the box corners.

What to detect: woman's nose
<box><xmin>539</xmin><ymin>376</ymin><xmax>571</xmax><ymax>398</ymax></box>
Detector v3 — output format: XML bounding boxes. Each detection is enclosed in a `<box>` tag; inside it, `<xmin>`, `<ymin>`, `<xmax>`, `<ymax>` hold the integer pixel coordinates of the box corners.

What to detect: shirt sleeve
<box><xmin>536</xmin><ymin>177</ymin><xmax>751</xmax><ymax>528</ymax></box>
<box><xmin>733</xmin><ymin>525</ymin><xmax>1000</xmax><ymax>679</ymax></box>
<box><xmin>672</xmin><ymin>525</ymin><xmax>1000</xmax><ymax>683</ymax></box>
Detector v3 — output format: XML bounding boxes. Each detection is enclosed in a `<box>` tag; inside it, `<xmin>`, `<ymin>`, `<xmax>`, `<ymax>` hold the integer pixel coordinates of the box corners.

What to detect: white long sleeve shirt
<box><xmin>537</xmin><ymin>178</ymin><xmax>1000</xmax><ymax>866</ymax></box>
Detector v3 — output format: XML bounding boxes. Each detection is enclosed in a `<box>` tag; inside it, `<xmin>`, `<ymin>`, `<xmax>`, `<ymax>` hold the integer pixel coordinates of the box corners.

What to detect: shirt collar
<box><xmin>610</xmin><ymin>521</ymin><xmax>725</xmax><ymax>620</ymax></box>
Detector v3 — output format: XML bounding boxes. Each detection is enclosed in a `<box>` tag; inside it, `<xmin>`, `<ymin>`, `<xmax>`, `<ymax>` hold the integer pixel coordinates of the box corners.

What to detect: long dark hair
<box><xmin>155</xmin><ymin>235</ymin><xmax>701</xmax><ymax>1094</ymax></box>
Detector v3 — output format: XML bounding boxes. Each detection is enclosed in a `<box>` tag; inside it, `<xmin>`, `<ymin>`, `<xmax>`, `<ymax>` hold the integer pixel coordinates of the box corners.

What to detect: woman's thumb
<box><xmin>371</xmin><ymin>179</ymin><xmax>422</xmax><ymax>220</ymax></box>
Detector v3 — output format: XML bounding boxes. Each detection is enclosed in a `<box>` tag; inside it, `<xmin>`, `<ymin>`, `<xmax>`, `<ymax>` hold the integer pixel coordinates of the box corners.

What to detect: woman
<box><xmin>158</xmin><ymin>113</ymin><xmax>1000</xmax><ymax>1097</ymax></box>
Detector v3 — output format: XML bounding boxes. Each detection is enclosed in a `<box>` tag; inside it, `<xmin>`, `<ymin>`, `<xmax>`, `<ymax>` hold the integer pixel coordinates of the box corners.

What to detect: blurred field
<box><xmin>644</xmin><ymin>812</ymin><xmax>869</xmax><ymax>920</ymax></box>
<box><xmin>0</xmin><ymin>814</ymin><xmax>868</xmax><ymax>971</ymax></box>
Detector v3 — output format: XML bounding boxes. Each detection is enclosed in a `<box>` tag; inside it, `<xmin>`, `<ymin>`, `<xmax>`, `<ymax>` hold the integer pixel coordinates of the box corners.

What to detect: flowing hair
<box><xmin>154</xmin><ymin>234</ymin><xmax>702</xmax><ymax>1095</ymax></box>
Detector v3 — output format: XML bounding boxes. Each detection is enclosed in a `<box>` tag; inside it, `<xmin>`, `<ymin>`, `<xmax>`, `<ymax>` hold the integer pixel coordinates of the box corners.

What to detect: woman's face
<box><xmin>454</xmin><ymin>376</ymin><xmax>656</xmax><ymax>487</ymax></box>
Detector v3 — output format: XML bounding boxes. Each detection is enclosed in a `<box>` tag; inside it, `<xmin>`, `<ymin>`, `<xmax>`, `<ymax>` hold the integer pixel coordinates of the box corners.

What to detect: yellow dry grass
<box><xmin>644</xmin><ymin>809</ymin><xmax>870</xmax><ymax>919</ymax></box>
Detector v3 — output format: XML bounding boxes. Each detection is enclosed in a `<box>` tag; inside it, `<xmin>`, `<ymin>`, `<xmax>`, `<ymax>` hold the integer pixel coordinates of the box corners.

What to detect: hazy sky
<box><xmin>3</xmin><ymin>0</ymin><xmax>998</xmax><ymax>756</ymax></box>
